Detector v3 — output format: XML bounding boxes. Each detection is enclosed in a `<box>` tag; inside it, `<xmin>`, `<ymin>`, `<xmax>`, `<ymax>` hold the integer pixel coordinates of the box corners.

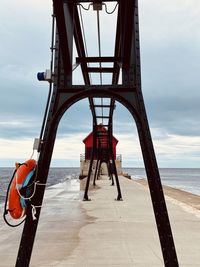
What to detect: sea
<box><xmin>1</xmin><ymin>167</ymin><xmax>200</xmax><ymax>204</ymax></box>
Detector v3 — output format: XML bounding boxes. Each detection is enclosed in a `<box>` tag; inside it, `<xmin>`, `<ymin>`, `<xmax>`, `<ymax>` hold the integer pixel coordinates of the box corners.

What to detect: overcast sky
<box><xmin>0</xmin><ymin>0</ymin><xmax>200</xmax><ymax>168</ymax></box>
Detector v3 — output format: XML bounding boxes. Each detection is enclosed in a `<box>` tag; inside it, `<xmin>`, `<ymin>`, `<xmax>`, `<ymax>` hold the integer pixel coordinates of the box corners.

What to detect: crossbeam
<box><xmin>76</xmin><ymin>56</ymin><xmax>120</xmax><ymax>63</ymax></box>
<box><xmin>87</xmin><ymin>67</ymin><xmax>114</xmax><ymax>73</ymax></box>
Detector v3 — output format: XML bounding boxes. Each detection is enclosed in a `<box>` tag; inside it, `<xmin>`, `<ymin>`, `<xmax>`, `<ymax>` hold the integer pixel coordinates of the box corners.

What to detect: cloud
<box><xmin>145</xmin><ymin>95</ymin><xmax>200</xmax><ymax>137</ymax></box>
<box><xmin>115</xmin><ymin>129</ymin><xmax>200</xmax><ymax>168</ymax></box>
<box><xmin>0</xmin><ymin>118</ymin><xmax>41</xmax><ymax>139</ymax></box>
<box><xmin>153</xmin><ymin>131</ymin><xmax>200</xmax><ymax>168</ymax></box>
<box><xmin>138</xmin><ymin>0</ymin><xmax>200</xmax><ymax>140</ymax></box>
<box><xmin>0</xmin><ymin>138</ymin><xmax>34</xmax><ymax>163</ymax></box>
<box><xmin>0</xmin><ymin>0</ymin><xmax>52</xmax><ymax>142</ymax></box>
<box><xmin>0</xmin><ymin>0</ymin><xmax>200</xmax><ymax>167</ymax></box>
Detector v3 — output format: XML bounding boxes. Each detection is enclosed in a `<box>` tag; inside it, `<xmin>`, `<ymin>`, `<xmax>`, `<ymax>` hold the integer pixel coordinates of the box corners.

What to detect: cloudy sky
<box><xmin>0</xmin><ymin>0</ymin><xmax>200</xmax><ymax>168</ymax></box>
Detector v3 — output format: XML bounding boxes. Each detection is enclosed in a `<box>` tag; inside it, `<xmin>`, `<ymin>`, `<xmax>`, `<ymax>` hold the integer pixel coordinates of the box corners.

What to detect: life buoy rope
<box><xmin>16</xmin><ymin>172</ymin><xmax>45</xmax><ymax>201</ymax></box>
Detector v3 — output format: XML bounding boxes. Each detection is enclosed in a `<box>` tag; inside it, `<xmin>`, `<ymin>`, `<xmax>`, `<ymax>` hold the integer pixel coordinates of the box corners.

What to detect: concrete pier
<box><xmin>0</xmin><ymin>176</ymin><xmax>200</xmax><ymax>266</ymax></box>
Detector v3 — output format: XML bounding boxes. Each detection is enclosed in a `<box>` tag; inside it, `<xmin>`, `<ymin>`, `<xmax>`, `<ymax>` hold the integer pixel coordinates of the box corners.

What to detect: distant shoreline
<box><xmin>133</xmin><ymin>178</ymin><xmax>200</xmax><ymax>211</ymax></box>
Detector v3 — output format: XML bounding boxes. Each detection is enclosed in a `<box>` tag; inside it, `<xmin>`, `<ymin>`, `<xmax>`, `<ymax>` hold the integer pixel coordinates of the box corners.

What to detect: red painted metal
<box><xmin>83</xmin><ymin>125</ymin><xmax>118</xmax><ymax>160</ymax></box>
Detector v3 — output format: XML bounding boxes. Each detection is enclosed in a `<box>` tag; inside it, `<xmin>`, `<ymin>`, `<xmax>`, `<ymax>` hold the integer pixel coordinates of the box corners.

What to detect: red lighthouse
<box><xmin>82</xmin><ymin>125</ymin><xmax>118</xmax><ymax>160</ymax></box>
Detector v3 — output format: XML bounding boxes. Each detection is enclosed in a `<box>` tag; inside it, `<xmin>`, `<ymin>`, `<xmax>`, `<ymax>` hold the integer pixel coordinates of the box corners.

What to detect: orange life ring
<box><xmin>8</xmin><ymin>159</ymin><xmax>37</xmax><ymax>219</ymax></box>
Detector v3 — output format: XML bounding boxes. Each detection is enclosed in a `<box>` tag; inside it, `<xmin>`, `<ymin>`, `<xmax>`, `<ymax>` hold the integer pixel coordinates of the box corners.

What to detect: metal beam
<box><xmin>87</xmin><ymin>67</ymin><xmax>114</xmax><ymax>73</ymax></box>
<box><xmin>94</xmin><ymin>105</ymin><xmax>111</xmax><ymax>108</ymax></box>
<box><xmin>96</xmin><ymin>116</ymin><xmax>110</xmax><ymax>119</ymax></box>
<box><xmin>120</xmin><ymin>0</ymin><xmax>135</xmax><ymax>70</ymax></box>
<box><xmin>53</xmin><ymin>0</ymin><xmax>73</xmax><ymax>73</ymax></box>
<box><xmin>60</xmin><ymin>84</ymin><xmax>137</xmax><ymax>91</ymax></box>
<box><xmin>112</xmin><ymin>1</ymin><xmax>121</xmax><ymax>85</ymax></box>
<box><xmin>76</xmin><ymin>56</ymin><xmax>120</xmax><ymax>63</ymax></box>
<box><xmin>72</xmin><ymin>4</ymin><xmax>97</xmax><ymax>125</ymax></box>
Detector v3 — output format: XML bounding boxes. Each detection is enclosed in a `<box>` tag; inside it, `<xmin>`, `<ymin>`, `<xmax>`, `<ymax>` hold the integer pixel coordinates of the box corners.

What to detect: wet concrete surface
<box><xmin>1</xmin><ymin>177</ymin><xmax>200</xmax><ymax>266</ymax></box>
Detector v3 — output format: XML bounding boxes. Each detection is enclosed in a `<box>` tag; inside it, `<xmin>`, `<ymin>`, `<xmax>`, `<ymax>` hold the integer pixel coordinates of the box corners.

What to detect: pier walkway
<box><xmin>1</xmin><ymin>175</ymin><xmax>200</xmax><ymax>266</ymax></box>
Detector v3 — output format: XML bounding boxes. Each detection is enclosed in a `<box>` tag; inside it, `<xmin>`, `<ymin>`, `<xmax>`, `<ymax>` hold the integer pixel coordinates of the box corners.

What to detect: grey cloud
<box><xmin>140</xmin><ymin>32</ymin><xmax>200</xmax><ymax>137</ymax></box>
<box><xmin>0</xmin><ymin>99</ymin><xmax>93</xmax><ymax>139</ymax></box>
<box><xmin>1</xmin><ymin>0</ymin><xmax>200</xmax><ymax>169</ymax></box>
<box><xmin>0</xmin><ymin>117</ymin><xmax>42</xmax><ymax>139</ymax></box>
<box><xmin>145</xmin><ymin>95</ymin><xmax>200</xmax><ymax>137</ymax></box>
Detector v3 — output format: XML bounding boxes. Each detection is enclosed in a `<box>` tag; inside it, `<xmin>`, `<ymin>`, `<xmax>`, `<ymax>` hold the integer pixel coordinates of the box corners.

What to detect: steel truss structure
<box><xmin>83</xmin><ymin>123</ymin><xmax>122</xmax><ymax>201</ymax></box>
<box><xmin>15</xmin><ymin>0</ymin><xmax>179</xmax><ymax>266</ymax></box>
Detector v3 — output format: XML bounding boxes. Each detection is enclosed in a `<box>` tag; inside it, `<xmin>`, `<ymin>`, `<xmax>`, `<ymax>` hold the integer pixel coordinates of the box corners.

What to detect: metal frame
<box><xmin>15</xmin><ymin>1</ymin><xmax>179</xmax><ymax>266</ymax></box>
<box><xmin>84</xmin><ymin>122</ymin><xmax>121</xmax><ymax>199</ymax></box>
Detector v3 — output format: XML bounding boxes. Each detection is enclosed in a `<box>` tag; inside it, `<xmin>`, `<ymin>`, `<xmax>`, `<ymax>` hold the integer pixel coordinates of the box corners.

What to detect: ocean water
<box><xmin>125</xmin><ymin>168</ymin><xmax>200</xmax><ymax>196</ymax></box>
<box><xmin>0</xmin><ymin>167</ymin><xmax>200</xmax><ymax>204</ymax></box>
<box><xmin>0</xmin><ymin>167</ymin><xmax>80</xmax><ymax>204</ymax></box>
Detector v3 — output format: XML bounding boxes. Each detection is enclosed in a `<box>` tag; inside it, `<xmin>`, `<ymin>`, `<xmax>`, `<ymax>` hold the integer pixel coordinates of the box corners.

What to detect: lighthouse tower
<box><xmin>80</xmin><ymin>125</ymin><xmax>122</xmax><ymax>182</ymax></box>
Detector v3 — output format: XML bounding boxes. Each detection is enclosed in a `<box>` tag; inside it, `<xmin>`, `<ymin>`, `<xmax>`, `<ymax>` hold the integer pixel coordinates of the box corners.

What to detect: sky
<box><xmin>0</xmin><ymin>0</ymin><xmax>200</xmax><ymax>168</ymax></box>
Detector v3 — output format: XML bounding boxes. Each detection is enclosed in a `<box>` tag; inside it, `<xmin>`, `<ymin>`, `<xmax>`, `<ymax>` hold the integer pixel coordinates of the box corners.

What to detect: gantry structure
<box><xmin>16</xmin><ymin>1</ymin><xmax>179</xmax><ymax>266</ymax></box>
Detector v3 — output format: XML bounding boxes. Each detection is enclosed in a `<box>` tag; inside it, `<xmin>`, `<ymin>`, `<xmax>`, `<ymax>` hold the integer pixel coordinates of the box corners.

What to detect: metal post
<box><xmin>107</xmin><ymin>161</ymin><xmax>114</xmax><ymax>185</ymax></box>
<box><xmin>96</xmin><ymin>160</ymin><xmax>102</xmax><ymax>180</ymax></box>
<box><xmin>136</xmin><ymin>116</ymin><xmax>179</xmax><ymax>266</ymax></box>
<box><xmin>84</xmin><ymin>120</ymin><xmax>97</xmax><ymax>200</ymax></box>
<box><xmin>16</xmin><ymin>120</ymin><xmax>59</xmax><ymax>266</ymax></box>
<box><xmin>120</xmin><ymin>0</ymin><xmax>178</xmax><ymax>263</ymax></box>
<box><xmin>108</xmin><ymin>120</ymin><xmax>122</xmax><ymax>200</ymax></box>
<box><xmin>93</xmin><ymin>159</ymin><xmax>100</xmax><ymax>186</ymax></box>
<box><xmin>111</xmin><ymin>156</ymin><xmax>122</xmax><ymax>200</ymax></box>
<box><xmin>83</xmin><ymin>155</ymin><xmax>94</xmax><ymax>201</ymax></box>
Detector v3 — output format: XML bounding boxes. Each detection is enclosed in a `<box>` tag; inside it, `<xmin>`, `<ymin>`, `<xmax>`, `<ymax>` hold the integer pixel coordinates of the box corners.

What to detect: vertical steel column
<box><xmin>135</xmin><ymin>2</ymin><xmax>178</xmax><ymax>264</ymax></box>
<box><xmin>83</xmin><ymin>154</ymin><xmax>94</xmax><ymax>200</ymax></box>
<box><xmin>108</xmin><ymin>124</ymin><xmax>122</xmax><ymax>200</ymax></box>
<box><xmin>120</xmin><ymin>0</ymin><xmax>178</xmax><ymax>265</ymax></box>
<box><xmin>83</xmin><ymin>121</ymin><xmax>97</xmax><ymax>200</ymax></box>
<box><xmin>111</xmin><ymin>156</ymin><xmax>122</xmax><ymax>200</ymax></box>
<box><xmin>107</xmin><ymin>161</ymin><xmax>114</xmax><ymax>185</ymax></box>
<box><xmin>16</xmin><ymin>1</ymin><xmax>75</xmax><ymax>265</ymax></box>
<box><xmin>93</xmin><ymin>159</ymin><xmax>100</xmax><ymax>186</ymax></box>
<box><xmin>96</xmin><ymin>160</ymin><xmax>102</xmax><ymax>180</ymax></box>
<box><xmin>15</xmin><ymin>119</ymin><xmax>60</xmax><ymax>267</ymax></box>
<box><xmin>136</xmin><ymin>118</ymin><xmax>179</xmax><ymax>266</ymax></box>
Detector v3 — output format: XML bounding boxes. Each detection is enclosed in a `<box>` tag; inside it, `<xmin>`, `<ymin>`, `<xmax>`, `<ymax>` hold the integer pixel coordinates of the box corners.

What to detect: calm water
<box><xmin>125</xmin><ymin>168</ymin><xmax>200</xmax><ymax>196</ymax></box>
<box><xmin>0</xmin><ymin>167</ymin><xmax>80</xmax><ymax>203</ymax></box>
<box><xmin>1</xmin><ymin>167</ymin><xmax>200</xmax><ymax>203</ymax></box>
